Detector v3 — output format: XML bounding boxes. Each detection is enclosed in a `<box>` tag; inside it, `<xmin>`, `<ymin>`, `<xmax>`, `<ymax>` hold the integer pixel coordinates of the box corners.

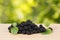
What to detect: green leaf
<box><xmin>42</xmin><ymin>29</ymin><xmax>52</xmax><ymax>34</ymax></box>
<box><xmin>11</xmin><ymin>27</ymin><xmax>18</xmax><ymax>34</ymax></box>
<box><xmin>12</xmin><ymin>23</ymin><xmax>17</xmax><ymax>27</ymax></box>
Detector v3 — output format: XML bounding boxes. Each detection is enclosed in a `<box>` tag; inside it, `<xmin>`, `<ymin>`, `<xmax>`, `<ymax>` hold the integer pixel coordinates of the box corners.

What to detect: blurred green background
<box><xmin>0</xmin><ymin>0</ymin><xmax>60</xmax><ymax>26</ymax></box>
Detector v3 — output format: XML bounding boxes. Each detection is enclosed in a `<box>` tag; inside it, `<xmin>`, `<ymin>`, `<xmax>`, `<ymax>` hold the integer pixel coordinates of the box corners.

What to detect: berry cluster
<box><xmin>8</xmin><ymin>20</ymin><xmax>53</xmax><ymax>35</ymax></box>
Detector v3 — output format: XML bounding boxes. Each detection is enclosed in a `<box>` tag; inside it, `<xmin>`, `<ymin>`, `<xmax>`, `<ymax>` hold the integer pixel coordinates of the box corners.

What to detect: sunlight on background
<box><xmin>0</xmin><ymin>0</ymin><xmax>60</xmax><ymax>26</ymax></box>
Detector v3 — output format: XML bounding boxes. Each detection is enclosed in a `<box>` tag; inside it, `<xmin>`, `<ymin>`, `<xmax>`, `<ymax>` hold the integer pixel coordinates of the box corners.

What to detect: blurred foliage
<box><xmin>0</xmin><ymin>0</ymin><xmax>60</xmax><ymax>26</ymax></box>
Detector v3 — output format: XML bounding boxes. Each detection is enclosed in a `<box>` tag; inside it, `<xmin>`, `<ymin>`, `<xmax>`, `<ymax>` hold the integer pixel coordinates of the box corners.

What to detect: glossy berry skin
<box><xmin>38</xmin><ymin>25</ymin><xmax>46</xmax><ymax>33</ymax></box>
<box><xmin>8</xmin><ymin>27</ymin><xmax>11</xmax><ymax>30</ymax></box>
<box><xmin>8</xmin><ymin>20</ymin><xmax>53</xmax><ymax>35</ymax></box>
<box><xmin>8</xmin><ymin>25</ymin><xmax>13</xmax><ymax>33</ymax></box>
<box><xmin>49</xmin><ymin>27</ymin><xmax>53</xmax><ymax>31</ymax></box>
<box><xmin>26</xmin><ymin>20</ymin><xmax>32</xmax><ymax>23</ymax></box>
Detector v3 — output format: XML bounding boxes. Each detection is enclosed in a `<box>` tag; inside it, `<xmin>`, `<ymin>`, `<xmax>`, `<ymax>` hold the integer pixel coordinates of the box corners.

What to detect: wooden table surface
<box><xmin>0</xmin><ymin>24</ymin><xmax>60</xmax><ymax>40</ymax></box>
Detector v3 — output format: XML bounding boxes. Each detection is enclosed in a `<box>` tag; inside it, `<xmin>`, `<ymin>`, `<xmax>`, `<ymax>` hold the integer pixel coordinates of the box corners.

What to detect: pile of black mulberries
<box><xmin>8</xmin><ymin>20</ymin><xmax>53</xmax><ymax>35</ymax></box>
